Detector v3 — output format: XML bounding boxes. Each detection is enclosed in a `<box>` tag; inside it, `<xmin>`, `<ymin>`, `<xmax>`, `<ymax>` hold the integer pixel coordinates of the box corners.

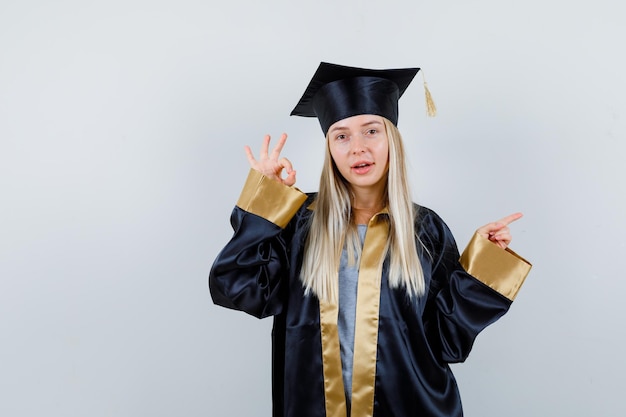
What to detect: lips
<box><xmin>351</xmin><ymin>160</ymin><xmax>374</xmax><ymax>174</ymax></box>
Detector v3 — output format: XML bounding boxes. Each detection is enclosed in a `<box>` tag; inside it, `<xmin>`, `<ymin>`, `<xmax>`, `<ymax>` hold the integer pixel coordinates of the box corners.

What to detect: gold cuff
<box><xmin>459</xmin><ymin>233</ymin><xmax>532</xmax><ymax>301</ymax></box>
<box><xmin>236</xmin><ymin>169</ymin><xmax>307</xmax><ymax>229</ymax></box>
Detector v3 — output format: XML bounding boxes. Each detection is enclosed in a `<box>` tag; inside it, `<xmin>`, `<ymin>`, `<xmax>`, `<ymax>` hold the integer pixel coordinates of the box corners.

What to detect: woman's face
<box><xmin>327</xmin><ymin>114</ymin><xmax>389</xmax><ymax>196</ymax></box>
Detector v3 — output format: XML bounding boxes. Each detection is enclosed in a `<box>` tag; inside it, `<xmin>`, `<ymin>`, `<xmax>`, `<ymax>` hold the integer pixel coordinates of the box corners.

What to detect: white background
<box><xmin>1</xmin><ymin>1</ymin><xmax>624</xmax><ymax>416</ymax></box>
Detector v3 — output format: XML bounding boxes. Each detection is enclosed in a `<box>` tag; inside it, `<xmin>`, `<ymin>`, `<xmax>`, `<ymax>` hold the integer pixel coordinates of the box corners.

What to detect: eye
<box><xmin>365</xmin><ymin>129</ymin><xmax>377</xmax><ymax>135</ymax></box>
<box><xmin>335</xmin><ymin>133</ymin><xmax>347</xmax><ymax>141</ymax></box>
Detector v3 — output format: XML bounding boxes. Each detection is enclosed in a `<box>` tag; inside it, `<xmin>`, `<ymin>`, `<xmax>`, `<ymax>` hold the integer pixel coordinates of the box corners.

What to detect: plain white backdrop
<box><xmin>1</xmin><ymin>1</ymin><xmax>625</xmax><ymax>416</ymax></box>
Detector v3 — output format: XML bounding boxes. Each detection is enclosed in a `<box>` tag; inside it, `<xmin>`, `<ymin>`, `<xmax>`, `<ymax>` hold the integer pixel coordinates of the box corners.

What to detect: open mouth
<box><xmin>351</xmin><ymin>161</ymin><xmax>374</xmax><ymax>174</ymax></box>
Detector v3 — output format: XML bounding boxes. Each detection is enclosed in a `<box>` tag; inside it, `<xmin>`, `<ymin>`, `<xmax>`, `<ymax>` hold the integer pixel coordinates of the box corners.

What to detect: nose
<box><xmin>350</xmin><ymin>135</ymin><xmax>366</xmax><ymax>154</ymax></box>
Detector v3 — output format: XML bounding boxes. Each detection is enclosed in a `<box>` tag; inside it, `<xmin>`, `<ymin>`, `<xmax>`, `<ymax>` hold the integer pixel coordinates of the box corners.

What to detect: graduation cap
<box><xmin>290</xmin><ymin>62</ymin><xmax>435</xmax><ymax>135</ymax></box>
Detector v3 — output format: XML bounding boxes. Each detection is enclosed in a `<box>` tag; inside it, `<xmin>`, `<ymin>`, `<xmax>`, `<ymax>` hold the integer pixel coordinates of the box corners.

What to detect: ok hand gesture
<box><xmin>244</xmin><ymin>133</ymin><xmax>297</xmax><ymax>186</ymax></box>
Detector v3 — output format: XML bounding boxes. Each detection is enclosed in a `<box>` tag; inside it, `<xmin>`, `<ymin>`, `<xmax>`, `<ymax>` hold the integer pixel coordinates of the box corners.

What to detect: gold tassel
<box><xmin>421</xmin><ymin>72</ymin><xmax>437</xmax><ymax>117</ymax></box>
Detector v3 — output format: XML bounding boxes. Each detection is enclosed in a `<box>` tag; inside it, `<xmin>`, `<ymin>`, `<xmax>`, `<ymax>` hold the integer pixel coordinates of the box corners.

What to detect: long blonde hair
<box><xmin>300</xmin><ymin>118</ymin><xmax>425</xmax><ymax>303</ymax></box>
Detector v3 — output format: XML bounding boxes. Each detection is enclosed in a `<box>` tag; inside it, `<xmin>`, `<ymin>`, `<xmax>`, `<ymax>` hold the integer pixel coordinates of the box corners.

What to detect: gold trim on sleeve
<box><xmin>236</xmin><ymin>169</ymin><xmax>307</xmax><ymax>228</ymax></box>
<box><xmin>459</xmin><ymin>232</ymin><xmax>532</xmax><ymax>301</ymax></box>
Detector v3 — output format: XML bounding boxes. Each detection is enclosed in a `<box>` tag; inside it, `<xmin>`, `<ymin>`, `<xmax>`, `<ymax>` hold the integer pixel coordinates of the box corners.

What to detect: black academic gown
<box><xmin>209</xmin><ymin>170</ymin><xmax>531</xmax><ymax>417</ymax></box>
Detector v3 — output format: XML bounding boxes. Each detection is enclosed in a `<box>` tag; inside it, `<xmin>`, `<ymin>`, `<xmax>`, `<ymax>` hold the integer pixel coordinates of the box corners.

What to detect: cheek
<box><xmin>378</xmin><ymin>142</ymin><xmax>390</xmax><ymax>163</ymax></box>
<box><xmin>329</xmin><ymin>145</ymin><xmax>346</xmax><ymax>165</ymax></box>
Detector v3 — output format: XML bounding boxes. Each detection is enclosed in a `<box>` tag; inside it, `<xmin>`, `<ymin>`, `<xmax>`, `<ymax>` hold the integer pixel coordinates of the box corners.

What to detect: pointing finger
<box><xmin>497</xmin><ymin>212</ymin><xmax>523</xmax><ymax>227</ymax></box>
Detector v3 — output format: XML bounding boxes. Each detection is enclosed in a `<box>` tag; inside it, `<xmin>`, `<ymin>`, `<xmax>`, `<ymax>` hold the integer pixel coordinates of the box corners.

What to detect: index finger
<box><xmin>497</xmin><ymin>212</ymin><xmax>523</xmax><ymax>226</ymax></box>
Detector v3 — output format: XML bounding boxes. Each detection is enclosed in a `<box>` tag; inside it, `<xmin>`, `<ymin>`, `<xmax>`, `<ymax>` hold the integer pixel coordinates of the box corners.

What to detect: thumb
<box><xmin>283</xmin><ymin>170</ymin><xmax>297</xmax><ymax>187</ymax></box>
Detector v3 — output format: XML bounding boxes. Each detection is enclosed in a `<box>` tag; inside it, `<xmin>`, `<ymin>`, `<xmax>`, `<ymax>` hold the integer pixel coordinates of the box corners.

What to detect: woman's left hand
<box><xmin>476</xmin><ymin>212</ymin><xmax>523</xmax><ymax>249</ymax></box>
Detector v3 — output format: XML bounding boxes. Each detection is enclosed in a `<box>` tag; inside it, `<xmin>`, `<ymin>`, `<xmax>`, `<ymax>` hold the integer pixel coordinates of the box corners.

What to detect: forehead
<box><xmin>329</xmin><ymin>114</ymin><xmax>385</xmax><ymax>131</ymax></box>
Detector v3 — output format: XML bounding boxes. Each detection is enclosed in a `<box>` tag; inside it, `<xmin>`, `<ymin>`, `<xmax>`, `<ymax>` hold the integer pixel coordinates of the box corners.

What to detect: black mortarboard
<box><xmin>290</xmin><ymin>62</ymin><xmax>421</xmax><ymax>135</ymax></box>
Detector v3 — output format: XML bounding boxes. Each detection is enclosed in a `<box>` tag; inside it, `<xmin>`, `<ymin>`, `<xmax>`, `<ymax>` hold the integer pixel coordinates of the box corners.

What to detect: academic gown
<box><xmin>209</xmin><ymin>169</ymin><xmax>531</xmax><ymax>417</ymax></box>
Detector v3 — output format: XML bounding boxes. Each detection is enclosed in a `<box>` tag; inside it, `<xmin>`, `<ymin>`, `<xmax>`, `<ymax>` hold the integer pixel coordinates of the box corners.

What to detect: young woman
<box><xmin>209</xmin><ymin>62</ymin><xmax>531</xmax><ymax>417</ymax></box>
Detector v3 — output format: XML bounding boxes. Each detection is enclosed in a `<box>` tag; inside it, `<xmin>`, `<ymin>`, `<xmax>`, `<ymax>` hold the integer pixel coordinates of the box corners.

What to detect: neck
<box><xmin>351</xmin><ymin>188</ymin><xmax>385</xmax><ymax>224</ymax></box>
<box><xmin>351</xmin><ymin>184</ymin><xmax>385</xmax><ymax>208</ymax></box>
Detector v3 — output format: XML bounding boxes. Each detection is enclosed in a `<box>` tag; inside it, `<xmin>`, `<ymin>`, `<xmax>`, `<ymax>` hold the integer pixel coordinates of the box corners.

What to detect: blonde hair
<box><xmin>300</xmin><ymin>118</ymin><xmax>425</xmax><ymax>303</ymax></box>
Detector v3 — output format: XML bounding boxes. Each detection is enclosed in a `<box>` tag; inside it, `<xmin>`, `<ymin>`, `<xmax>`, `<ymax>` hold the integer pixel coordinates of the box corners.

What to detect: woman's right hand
<box><xmin>244</xmin><ymin>133</ymin><xmax>297</xmax><ymax>186</ymax></box>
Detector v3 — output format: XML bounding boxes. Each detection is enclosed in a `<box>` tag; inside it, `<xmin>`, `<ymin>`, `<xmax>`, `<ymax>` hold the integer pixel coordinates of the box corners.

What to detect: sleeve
<box><xmin>423</xmin><ymin>211</ymin><xmax>532</xmax><ymax>363</ymax></box>
<box><xmin>208</xmin><ymin>169</ymin><xmax>308</xmax><ymax>319</ymax></box>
